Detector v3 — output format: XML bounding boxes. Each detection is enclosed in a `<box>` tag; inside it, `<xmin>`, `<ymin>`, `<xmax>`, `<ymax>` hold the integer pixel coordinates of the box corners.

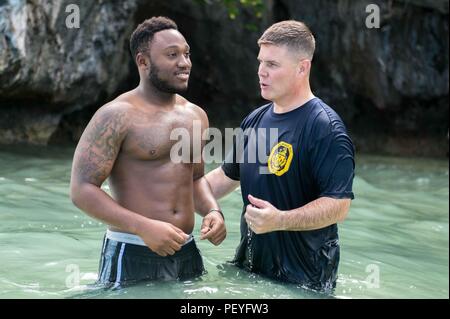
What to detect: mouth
<box><xmin>175</xmin><ymin>71</ymin><xmax>190</xmax><ymax>81</ymax></box>
<box><xmin>260</xmin><ymin>82</ymin><xmax>269</xmax><ymax>89</ymax></box>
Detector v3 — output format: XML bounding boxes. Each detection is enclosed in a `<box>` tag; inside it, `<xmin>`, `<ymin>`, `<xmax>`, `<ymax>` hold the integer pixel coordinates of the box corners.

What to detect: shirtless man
<box><xmin>70</xmin><ymin>17</ymin><xmax>226</xmax><ymax>287</ymax></box>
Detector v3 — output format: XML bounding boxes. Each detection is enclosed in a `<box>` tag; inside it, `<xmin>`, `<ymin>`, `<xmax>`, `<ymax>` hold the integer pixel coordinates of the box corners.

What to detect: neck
<box><xmin>136</xmin><ymin>79</ymin><xmax>176</xmax><ymax>107</ymax></box>
<box><xmin>273</xmin><ymin>82</ymin><xmax>315</xmax><ymax>114</ymax></box>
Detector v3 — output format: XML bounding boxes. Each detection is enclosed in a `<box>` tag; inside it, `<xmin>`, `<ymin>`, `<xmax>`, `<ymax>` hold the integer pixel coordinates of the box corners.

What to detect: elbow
<box><xmin>70</xmin><ymin>181</ymin><xmax>86</xmax><ymax>209</ymax></box>
<box><xmin>206</xmin><ymin>167</ymin><xmax>239</xmax><ymax>200</ymax></box>
<box><xmin>70</xmin><ymin>185</ymin><xmax>81</xmax><ymax>208</ymax></box>
<box><xmin>337</xmin><ymin>210</ymin><xmax>348</xmax><ymax>223</ymax></box>
<box><xmin>337</xmin><ymin>199</ymin><xmax>351</xmax><ymax>222</ymax></box>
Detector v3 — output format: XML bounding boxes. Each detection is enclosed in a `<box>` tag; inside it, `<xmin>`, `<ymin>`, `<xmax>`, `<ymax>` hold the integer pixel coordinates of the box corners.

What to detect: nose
<box><xmin>178</xmin><ymin>54</ymin><xmax>191</xmax><ymax>68</ymax></box>
<box><xmin>258</xmin><ymin>64</ymin><xmax>267</xmax><ymax>78</ymax></box>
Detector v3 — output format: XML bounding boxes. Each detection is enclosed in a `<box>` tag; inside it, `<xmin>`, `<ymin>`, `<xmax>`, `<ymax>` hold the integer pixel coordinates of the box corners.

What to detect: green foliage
<box><xmin>195</xmin><ymin>0</ymin><xmax>264</xmax><ymax>20</ymax></box>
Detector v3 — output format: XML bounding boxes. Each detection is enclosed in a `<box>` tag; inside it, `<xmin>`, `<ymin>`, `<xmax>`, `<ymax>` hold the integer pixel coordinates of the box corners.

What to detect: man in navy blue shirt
<box><xmin>203</xmin><ymin>20</ymin><xmax>355</xmax><ymax>291</ymax></box>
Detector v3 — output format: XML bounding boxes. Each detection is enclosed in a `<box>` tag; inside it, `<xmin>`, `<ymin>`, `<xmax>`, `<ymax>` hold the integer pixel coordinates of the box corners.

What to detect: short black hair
<box><xmin>129</xmin><ymin>16</ymin><xmax>178</xmax><ymax>60</ymax></box>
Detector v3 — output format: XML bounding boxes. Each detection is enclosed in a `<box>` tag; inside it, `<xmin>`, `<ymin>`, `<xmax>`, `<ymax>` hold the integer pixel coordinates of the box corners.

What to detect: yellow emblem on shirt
<box><xmin>268</xmin><ymin>141</ymin><xmax>294</xmax><ymax>176</ymax></box>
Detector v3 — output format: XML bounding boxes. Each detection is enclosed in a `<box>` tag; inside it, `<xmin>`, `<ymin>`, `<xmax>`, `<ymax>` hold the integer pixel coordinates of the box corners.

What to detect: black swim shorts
<box><xmin>96</xmin><ymin>230</ymin><xmax>206</xmax><ymax>288</ymax></box>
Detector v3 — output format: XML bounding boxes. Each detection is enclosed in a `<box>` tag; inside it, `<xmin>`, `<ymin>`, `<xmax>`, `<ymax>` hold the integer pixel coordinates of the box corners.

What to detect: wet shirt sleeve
<box><xmin>309</xmin><ymin>130</ymin><xmax>355</xmax><ymax>199</ymax></box>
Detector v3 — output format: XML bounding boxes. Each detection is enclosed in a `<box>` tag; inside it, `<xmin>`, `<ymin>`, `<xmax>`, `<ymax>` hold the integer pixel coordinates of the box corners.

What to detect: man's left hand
<box><xmin>245</xmin><ymin>194</ymin><xmax>283</xmax><ymax>234</ymax></box>
<box><xmin>200</xmin><ymin>211</ymin><xmax>226</xmax><ymax>245</ymax></box>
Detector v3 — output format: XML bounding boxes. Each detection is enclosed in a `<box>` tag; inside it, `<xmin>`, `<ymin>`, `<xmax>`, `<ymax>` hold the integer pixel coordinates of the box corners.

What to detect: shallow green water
<box><xmin>0</xmin><ymin>145</ymin><xmax>448</xmax><ymax>299</ymax></box>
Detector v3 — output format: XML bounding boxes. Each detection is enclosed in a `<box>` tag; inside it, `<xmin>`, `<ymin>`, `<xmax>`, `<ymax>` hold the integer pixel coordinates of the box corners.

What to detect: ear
<box><xmin>299</xmin><ymin>65</ymin><xmax>305</xmax><ymax>73</ymax></box>
<box><xmin>298</xmin><ymin>59</ymin><xmax>311</xmax><ymax>75</ymax></box>
<box><xmin>136</xmin><ymin>52</ymin><xmax>149</xmax><ymax>69</ymax></box>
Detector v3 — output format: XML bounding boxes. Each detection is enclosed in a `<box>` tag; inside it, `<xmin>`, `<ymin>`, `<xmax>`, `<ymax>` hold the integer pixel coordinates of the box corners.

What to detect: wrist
<box><xmin>208</xmin><ymin>208</ymin><xmax>225</xmax><ymax>221</ymax></box>
<box><xmin>277</xmin><ymin>210</ymin><xmax>286</xmax><ymax>231</ymax></box>
<box><xmin>131</xmin><ymin>215</ymin><xmax>145</xmax><ymax>235</ymax></box>
<box><xmin>132</xmin><ymin>215</ymin><xmax>155</xmax><ymax>235</ymax></box>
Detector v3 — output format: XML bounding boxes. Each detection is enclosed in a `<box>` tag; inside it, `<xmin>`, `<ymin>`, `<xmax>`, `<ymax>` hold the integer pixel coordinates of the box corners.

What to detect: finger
<box><xmin>201</xmin><ymin>215</ymin><xmax>213</xmax><ymax>227</ymax></box>
<box><xmin>165</xmin><ymin>247</ymin><xmax>176</xmax><ymax>256</ymax></box>
<box><xmin>246</xmin><ymin>204</ymin><xmax>261</xmax><ymax>217</ymax></box>
<box><xmin>204</xmin><ymin>226</ymin><xmax>219</xmax><ymax>240</ymax></box>
<box><xmin>201</xmin><ymin>228</ymin><xmax>214</xmax><ymax>240</ymax></box>
<box><xmin>209</xmin><ymin>225</ymin><xmax>226</xmax><ymax>241</ymax></box>
<box><xmin>201</xmin><ymin>220</ymin><xmax>212</xmax><ymax>233</ymax></box>
<box><xmin>200</xmin><ymin>226</ymin><xmax>211</xmax><ymax>237</ymax></box>
<box><xmin>244</xmin><ymin>212</ymin><xmax>254</xmax><ymax>224</ymax></box>
<box><xmin>171</xmin><ymin>224</ymin><xmax>189</xmax><ymax>239</ymax></box>
<box><xmin>211</xmin><ymin>235</ymin><xmax>224</xmax><ymax>246</ymax></box>
<box><xmin>216</xmin><ymin>235</ymin><xmax>226</xmax><ymax>245</ymax></box>
<box><xmin>246</xmin><ymin>204</ymin><xmax>260</xmax><ymax>216</ymax></box>
<box><xmin>201</xmin><ymin>220</ymin><xmax>214</xmax><ymax>235</ymax></box>
<box><xmin>248</xmin><ymin>194</ymin><xmax>269</xmax><ymax>208</ymax></box>
<box><xmin>204</xmin><ymin>217</ymin><xmax>225</xmax><ymax>241</ymax></box>
<box><xmin>171</xmin><ymin>224</ymin><xmax>189</xmax><ymax>238</ymax></box>
<box><xmin>156</xmin><ymin>250</ymin><xmax>168</xmax><ymax>257</ymax></box>
<box><xmin>172</xmin><ymin>230</ymin><xmax>189</xmax><ymax>244</ymax></box>
<box><xmin>169</xmin><ymin>241</ymin><xmax>182</xmax><ymax>252</ymax></box>
<box><xmin>210</xmin><ymin>230</ymin><xmax>226</xmax><ymax>245</ymax></box>
<box><xmin>208</xmin><ymin>219</ymin><xmax>225</xmax><ymax>234</ymax></box>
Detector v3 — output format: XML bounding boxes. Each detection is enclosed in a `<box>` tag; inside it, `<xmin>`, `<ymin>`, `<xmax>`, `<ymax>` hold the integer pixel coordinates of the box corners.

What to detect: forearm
<box><xmin>71</xmin><ymin>182</ymin><xmax>147</xmax><ymax>234</ymax></box>
<box><xmin>279</xmin><ymin>197</ymin><xmax>351</xmax><ymax>231</ymax></box>
<box><xmin>193</xmin><ymin>176</ymin><xmax>220</xmax><ymax>217</ymax></box>
<box><xmin>205</xmin><ymin>167</ymin><xmax>240</xmax><ymax>199</ymax></box>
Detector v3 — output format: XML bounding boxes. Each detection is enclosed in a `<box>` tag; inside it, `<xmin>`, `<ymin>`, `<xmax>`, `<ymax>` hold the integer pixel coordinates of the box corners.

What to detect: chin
<box><xmin>165</xmin><ymin>84</ymin><xmax>188</xmax><ymax>94</ymax></box>
<box><xmin>260</xmin><ymin>92</ymin><xmax>271</xmax><ymax>100</ymax></box>
<box><xmin>177</xmin><ymin>85</ymin><xmax>188</xmax><ymax>93</ymax></box>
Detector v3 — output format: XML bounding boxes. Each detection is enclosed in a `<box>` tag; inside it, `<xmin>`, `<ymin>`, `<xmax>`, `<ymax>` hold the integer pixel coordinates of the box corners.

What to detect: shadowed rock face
<box><xmin>0</xmin><ymin>0</ymin><xmax>139</xmax><ymax>144</ymax></box>
<box><xmin>273</xmin><ymin>0</ymin><xmax>448</xmax><ymax>156</ymax></box>
<box><xmin>397</xmin><ymin>0</ymin><xmax>448</xmax><ymax>14</ymax></box>
<box><xmin>0</xmin><ymin>0</ymin><xmax>448</xmax><ymax>157</ymax></box>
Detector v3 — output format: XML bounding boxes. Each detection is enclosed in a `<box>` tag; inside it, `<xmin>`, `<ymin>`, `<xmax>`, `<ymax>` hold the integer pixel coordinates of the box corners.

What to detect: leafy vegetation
<box><xmin>194</xmin><ymin>0</ymin><xmax>264</xmax><ymax>20</ymax></box>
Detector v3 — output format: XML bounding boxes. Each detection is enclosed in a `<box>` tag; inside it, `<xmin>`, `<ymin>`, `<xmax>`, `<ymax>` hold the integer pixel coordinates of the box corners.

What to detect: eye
<box><xmin>168</xmin><ymin>52</ymin><xmax>178</xmax><ymax>58</ymax></box>
<box><xmin>184</xmin><ymin>52</ymin><xmax>191</xmax><ymax>58</ymax></box>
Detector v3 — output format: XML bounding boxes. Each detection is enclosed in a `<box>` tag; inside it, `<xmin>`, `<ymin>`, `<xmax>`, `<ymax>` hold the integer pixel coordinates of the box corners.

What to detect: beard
<box><xmin>148</xmin><ymin>62</ymin><xmax>188</xmax><ymax>94</ymax></box>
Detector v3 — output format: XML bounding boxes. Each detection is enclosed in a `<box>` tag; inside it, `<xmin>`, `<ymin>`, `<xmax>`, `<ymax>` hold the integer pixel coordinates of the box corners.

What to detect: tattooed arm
<box><xmin>70</xmin><ymin>103</ymin><xmax>189</xmax><ymax>255</ymax></box>
<box><xmin>70</xmin><ymin>103</ymin><xmax>142</xmax><ymax>232</ymax></box>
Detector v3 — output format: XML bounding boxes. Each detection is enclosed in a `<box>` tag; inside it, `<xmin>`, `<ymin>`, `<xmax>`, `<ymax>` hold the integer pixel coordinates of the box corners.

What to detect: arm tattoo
<box><xmin>74</xmin><ymin>109</ymin><xmax>127</xmax><ymax>186</ymax></box>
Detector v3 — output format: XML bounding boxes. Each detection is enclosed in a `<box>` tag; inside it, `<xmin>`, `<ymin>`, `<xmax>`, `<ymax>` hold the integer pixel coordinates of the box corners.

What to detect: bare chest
<box><xmin>121</xmin><ymin>110</ymin><xmax>200</xmax><ymax>161</ymax></box>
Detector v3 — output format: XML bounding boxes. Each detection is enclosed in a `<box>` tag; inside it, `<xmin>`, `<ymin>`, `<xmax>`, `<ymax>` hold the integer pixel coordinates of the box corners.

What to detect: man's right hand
<box><xmin>137</xmin><ymin>219</ymin><xmax>189</xmax><ymax>256</ymax></box>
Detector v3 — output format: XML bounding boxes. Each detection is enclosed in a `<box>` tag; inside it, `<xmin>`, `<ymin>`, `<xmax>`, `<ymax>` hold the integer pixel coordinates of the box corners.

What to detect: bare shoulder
<box><xmin>176</xmin><ymin>95</ymin><xmax>208</xmax><ymax>122</ymax></box>
<box><xmin>94</xmin><ymin>98</ymin><xmax>133</xmax><ymax>121</ymax></box>
<box><xmin>78</xmin><ymin>98</ymin><xmax>135</xmax><ymax>149</ymax></box>
<box><xmin>89</xmin><ymin>98</ymin><xmax>134</xmax><ymax>131</ymax></box>
<box><xmin>73</xmin><ymin>99</ymin><xmax>134</xmax><ymax>185</ymax></box>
